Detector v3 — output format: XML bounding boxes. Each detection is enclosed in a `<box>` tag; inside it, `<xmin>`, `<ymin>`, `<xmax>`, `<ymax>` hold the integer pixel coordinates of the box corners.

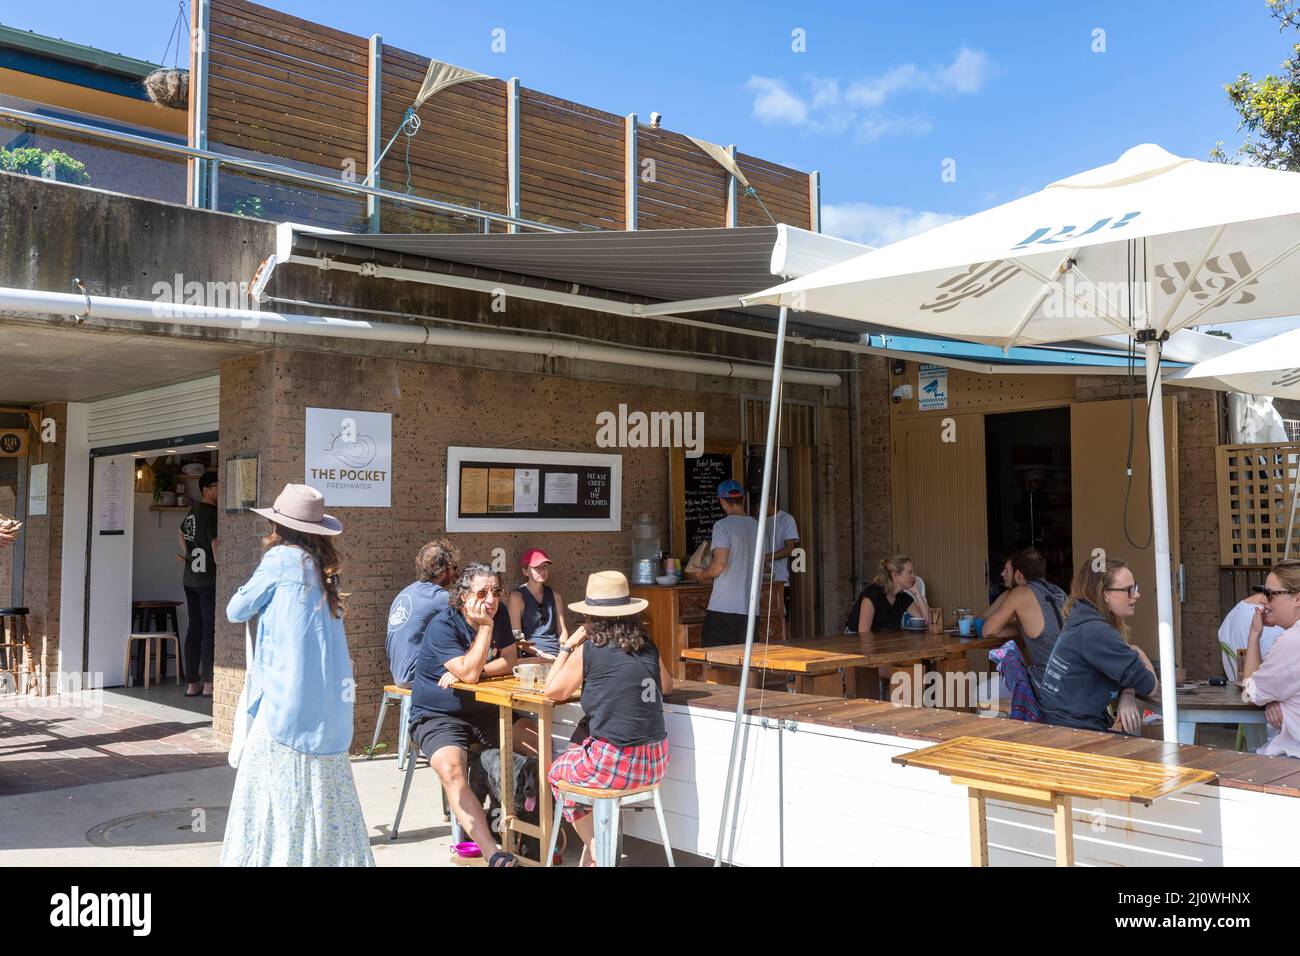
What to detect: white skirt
<box><xmin>220</xmin><ymin>715</ymin><xmax>375</xmax><ymax>867</ymax></box>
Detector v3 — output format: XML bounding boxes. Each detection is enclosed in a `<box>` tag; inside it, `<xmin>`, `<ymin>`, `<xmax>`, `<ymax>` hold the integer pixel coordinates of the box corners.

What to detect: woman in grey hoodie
<box><xmin>1036</xmin><ymin>557</ymin><xmax>1158</xmax><ymax>735</ymax></box>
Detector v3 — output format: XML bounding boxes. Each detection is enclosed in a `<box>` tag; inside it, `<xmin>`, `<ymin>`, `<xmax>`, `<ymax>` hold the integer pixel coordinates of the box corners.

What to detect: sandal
<box><xmin>488</xmin><ymin>851</ymin><xmax>517</xmax><ymax>868</ymax></box>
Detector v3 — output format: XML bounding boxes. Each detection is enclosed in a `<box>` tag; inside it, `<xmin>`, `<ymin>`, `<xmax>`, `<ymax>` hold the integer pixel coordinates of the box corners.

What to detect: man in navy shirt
<box><xmin>385</xmin><ymin>539</ymin><xmax>458</xmax><ymax>686</ymax></box>
<box><xmin>409</xmin><ymin>562</ymin><xmax>533</xmax><ymax>864</ymax></box>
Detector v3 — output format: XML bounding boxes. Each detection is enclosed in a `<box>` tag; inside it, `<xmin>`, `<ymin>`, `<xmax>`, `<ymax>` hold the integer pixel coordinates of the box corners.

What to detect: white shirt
<box><xmin>708</xmin><ymin>514</ymin><xmax>758</xmax><ymax>615</ymax></box>
<box><xmin>764</xmin><ymin>511</ymin><xmax>800</xmax><ymax>584</ymax></box>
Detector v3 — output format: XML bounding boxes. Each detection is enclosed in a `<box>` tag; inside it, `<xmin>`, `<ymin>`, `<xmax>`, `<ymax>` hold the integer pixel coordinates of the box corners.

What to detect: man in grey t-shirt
<box><xmin>688</xmin><ymin>479</ymin><xmax>759</xmax><ymax>647</ymax></box>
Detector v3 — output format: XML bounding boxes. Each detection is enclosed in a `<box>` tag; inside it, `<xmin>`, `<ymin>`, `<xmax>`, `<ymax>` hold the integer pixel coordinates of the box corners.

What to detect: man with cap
<box><xmin>508</xmin><ymin>547</ymin><xmax>570</xmax><ymax>661</ymax></box>
<box><xmin>178</xmin><ymin>470</ymin><xmax>220</xmax><ymax>697</ymax></box>
<box><xmin>688</xmin><ymin>478</ymin><xmax>760</xmax><ymax>647</ymax></box>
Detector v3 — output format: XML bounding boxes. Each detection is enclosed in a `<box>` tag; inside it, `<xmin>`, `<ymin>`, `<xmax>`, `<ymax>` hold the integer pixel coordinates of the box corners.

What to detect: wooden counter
<box><xmin>630</xmin><ymin>580</ymin><xmax>786</xmax><ymax>679</ymax></box>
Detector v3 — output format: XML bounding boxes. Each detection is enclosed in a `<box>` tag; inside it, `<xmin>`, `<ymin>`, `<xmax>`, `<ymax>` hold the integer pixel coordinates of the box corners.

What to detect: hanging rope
<box><xmin>743</xmin><ymin>185</ymin><xmax>779</xmax><ymax>226</ymax></box>
<box><xmin>160</xmin><ymin>0</ymin><xmax>188</xmax><ymax>69</ymax></box>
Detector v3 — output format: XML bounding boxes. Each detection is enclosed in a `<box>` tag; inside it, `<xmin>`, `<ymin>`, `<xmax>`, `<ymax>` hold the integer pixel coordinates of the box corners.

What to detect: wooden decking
<box><xmin>663</xmin><ymin>681</ymin><xmax>1300</xmax><ymax>798</ymax></box>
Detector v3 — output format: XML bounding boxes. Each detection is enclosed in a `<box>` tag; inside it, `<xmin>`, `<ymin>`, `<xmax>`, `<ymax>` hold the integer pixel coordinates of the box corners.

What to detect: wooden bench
<box><xmin>893</xmin><ymin>735</ymin><xmax>1217</xmax><ymax>866</ymax></box>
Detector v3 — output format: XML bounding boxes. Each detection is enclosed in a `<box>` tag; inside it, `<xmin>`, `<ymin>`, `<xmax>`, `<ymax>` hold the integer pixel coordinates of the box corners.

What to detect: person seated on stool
<box><xmin>544</xmin><ymin>571</ymin><xmax>673</xmax><ymax>868</ymax></box>
<box><xmin>980</xmin><ymin>548</ymin><xmax>1068</xmax><ymax>689</ymax></box>
<box><xmin>844</xmin><ymin>554</ymin><xmax>930</xmax><ymax>633</ymax></box>
<box><xmin>385</xmin><ymin>539</ymin><xmax>458</xmax><ymax>688</ymax></box>
<box><xmin>407</xmin><ymin>562</ymin><xmax>533</xmax><ymax>867</ymax></box>
<box><xmin>508</xmin><ymin>547</ymin><xmax>569</xmax><ymax>662</ymax></box>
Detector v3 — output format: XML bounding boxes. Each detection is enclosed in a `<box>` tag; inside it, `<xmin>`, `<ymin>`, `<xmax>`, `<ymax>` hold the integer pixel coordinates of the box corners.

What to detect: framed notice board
<box><xmin>670</xmin><ymin>442</ymin><xmax>743</xmax><ymax>557</ymax></box>
<box><xmin>446</xmin><ymin>447</ymin><xmax>622</xmax><ymax>532</ymax></box>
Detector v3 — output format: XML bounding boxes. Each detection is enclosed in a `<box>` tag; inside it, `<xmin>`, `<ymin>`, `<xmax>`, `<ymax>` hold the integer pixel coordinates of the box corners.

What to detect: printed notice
<box><xmin>488</xmin><ymin>468</ymin><xmax>515</xmax><ymax>513</ymax></box>
<box><xmin>28</xmin><ymin>463</ymin><xmax>48</xmax><ymax>517</ymax></box>
<box><xmin>545</xmin><ymin>472</ymin><xmax>578</xmax><ymax>504</ymax></box>
<box><xmin>514</xmin><ymin>468</ymin><xmax>539</xmax><ymax>513</ymax></box>
<box><xmin>97</xmin><ymin>457</ymin><xmax>126</xmax><ymax>535</ymax></box>
<box><xmin>459</xmin><ymin>467</ymin><xmax>489</xmax><ymax>514</ymax></box>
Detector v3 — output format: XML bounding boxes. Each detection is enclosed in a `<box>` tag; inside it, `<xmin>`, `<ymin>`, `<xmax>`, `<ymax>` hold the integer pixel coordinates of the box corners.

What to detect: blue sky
<box><xmin>7</xmin><ymin>1</ymin><xmax>1298</xmax><ymax>340</ymax></box>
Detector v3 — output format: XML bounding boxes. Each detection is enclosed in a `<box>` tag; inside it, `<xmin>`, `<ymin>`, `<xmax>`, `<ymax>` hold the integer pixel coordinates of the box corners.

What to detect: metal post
<box><xmin>726</xmin><ymin>144</ymin><xmax>738</xmax><ymax>228</ymax></box>
<box><xmin>189</xmin><ymin>0</ymin><xmax>211</xmax><ymax>208</ymax></box>
<box><xmin>809</xmin><ymin>170</ymin><xmax>821</xmax><ymax>232</ymax></box>
<box><xmin>624</xmin><ymin>113</ymin><xmax>637</xmax><ymax>231</ymax></box>
<box><xmin>714</xmin><ymin>305</ymin><xmax>789</xmax><ymax>866</ymax></box>
<box><xmin>1145</xmin><ymin>338</ymin><xmax>1179</xmax><ymax>741</ymax></box>
<box><xmin>209</xmin><ymin>159</ymin><xmax>219</xmax><ymax>212</ymax></box>
<box><xmin>507</xmin><ymin>77</ymin><xmax>521</xmax><ymax>234</ymax></box>
<box><xmin>366</xmin><ymin>35</ymin><xmax>383</xmax><ymax>232</ymax></box>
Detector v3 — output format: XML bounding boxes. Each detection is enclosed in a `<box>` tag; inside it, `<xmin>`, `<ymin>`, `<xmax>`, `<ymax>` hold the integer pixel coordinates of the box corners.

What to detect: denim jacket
<box><xmin>227</xmin><ymin>545</ymin><xmax>354</xmax><ymax>755</ymax></box>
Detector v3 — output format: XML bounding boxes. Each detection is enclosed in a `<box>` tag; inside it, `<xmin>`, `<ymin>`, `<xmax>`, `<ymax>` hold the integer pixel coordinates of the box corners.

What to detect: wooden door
<box><xmin>891</xmin><ymin>413</ymin><xmax>988</xmax><ymax>620</ymax></box>
<box><xmin>1070</xmin><ymin>397</ymin><xmax>1179</xmax><ymax>660</ymax></box>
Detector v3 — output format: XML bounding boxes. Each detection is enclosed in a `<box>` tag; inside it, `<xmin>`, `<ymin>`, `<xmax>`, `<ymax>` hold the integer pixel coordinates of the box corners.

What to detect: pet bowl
<box><xmin>453</xmin><ymin>841</ymin><xmax>481</xmax><ymax>858</ymax></box>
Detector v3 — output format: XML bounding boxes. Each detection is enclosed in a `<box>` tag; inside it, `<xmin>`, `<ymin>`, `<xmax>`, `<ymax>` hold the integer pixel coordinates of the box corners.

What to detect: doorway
<box><xmin>984</xmin><ymin>408</ymin><xmax>1073</xmax><ymax>601</ymax></box>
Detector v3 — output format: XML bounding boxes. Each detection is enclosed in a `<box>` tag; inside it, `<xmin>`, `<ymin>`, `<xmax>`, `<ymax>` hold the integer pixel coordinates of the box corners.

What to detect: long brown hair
<box><xmin>263</xmin><ymin>524</ymin><xmax>348</xmax><ymax>619</ymax></box>
<box><xmin>1064</xmin><ymin>557</ymin><xmax>1129</xmax><ymax>640</ymax></box>
<box><xmin>584</xmin><ymin>615</ymin><xmax>649</xmax><ymax>654</ymax></box>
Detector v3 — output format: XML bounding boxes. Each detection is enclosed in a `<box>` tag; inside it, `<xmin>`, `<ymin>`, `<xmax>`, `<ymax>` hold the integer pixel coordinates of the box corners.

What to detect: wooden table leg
<box><xmin>498</xmin><ymin>705</ymin><xmax>514</xmax><ymax>855</ymax></box>
<box><xmin>1053</xmin><ymin>795</ymin><xmax>1074</xmax><ymax>867</ymax></box>
<box><xmin>537</xmin><ymin>705</ymin><xmax>553</xmax><ymax>865</ymax></box>
<box><xmin>968</xmin><ymin>789</ymin><xmax>988</xmax><ymax>867</ymax></box>
<box><xmin>144</xmin><ymin>639</ymin><xmax>152</xmax><ymax>690</ymax></box>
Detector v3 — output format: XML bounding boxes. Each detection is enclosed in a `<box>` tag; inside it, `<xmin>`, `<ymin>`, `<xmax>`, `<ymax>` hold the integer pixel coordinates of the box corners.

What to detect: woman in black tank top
<box><xmin>543</xmin><ymin>570</ymin><xmax>674</xmax><ymax>867</ymax></box>
<box><xmin>508</xmin><ymin>548</ymin><xmax>569</xmax><ymax>660</ymax></box>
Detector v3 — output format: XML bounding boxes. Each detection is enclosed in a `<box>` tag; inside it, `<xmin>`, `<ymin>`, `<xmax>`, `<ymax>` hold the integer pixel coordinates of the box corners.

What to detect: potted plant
<box><xmin>152</xmin><ymin>460</ymin><xmax>178</xmax><ymax>505</ymax></box>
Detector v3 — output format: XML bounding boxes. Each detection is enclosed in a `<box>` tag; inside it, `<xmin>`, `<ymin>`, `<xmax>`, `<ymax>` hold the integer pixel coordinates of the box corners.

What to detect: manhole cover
<box><xmin>86</xmin><ymin>806</ymin><xmax>229</xmax><ymax>849</ymax></box>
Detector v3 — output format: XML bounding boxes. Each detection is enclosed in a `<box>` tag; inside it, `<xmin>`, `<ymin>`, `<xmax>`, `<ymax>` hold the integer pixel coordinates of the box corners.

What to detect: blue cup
<box><xmin>959</xmin><ymin>616</ymin><xmax>973</xmax><ymax>637</ymax></box>
<box><xmin>974</xmin><ymin>617</ymin><xmax>984</xmax><ymax>638</ymax></box>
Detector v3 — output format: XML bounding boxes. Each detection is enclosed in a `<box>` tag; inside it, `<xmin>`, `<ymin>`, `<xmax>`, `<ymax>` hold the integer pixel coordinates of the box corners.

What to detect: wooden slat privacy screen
<box><xmin>1216</xmin><ymin>442</ymin><xmax>1300</xmax><ymax>566</ymax></box>
<box><xmin>197</xmin><ymin>0</ymin><xmax>813</xmax><ymax>233</ymax></box>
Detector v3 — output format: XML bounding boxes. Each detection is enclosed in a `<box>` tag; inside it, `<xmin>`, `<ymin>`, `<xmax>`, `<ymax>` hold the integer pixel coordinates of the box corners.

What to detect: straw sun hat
<box><xmin>567</xmin><ymin>570</ymin><xmax>649</xmax><ymax>617</ymax></box>
<box><xmin>251</xmin><ymin>483</ymin><xmax>343</xmax><ymax>536</ymax></box>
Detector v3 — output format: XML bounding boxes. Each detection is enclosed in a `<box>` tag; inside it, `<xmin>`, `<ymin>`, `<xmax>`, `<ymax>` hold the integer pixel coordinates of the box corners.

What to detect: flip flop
<box><xmin>488</xmin><ymin>851</ymin><xmax>517</xmax><ymax>868</ymax></box>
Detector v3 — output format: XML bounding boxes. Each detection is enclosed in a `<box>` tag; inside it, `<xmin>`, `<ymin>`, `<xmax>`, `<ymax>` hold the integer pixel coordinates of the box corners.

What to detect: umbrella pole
<box><xmin>1144</xmin><ymin>337</ymin><xmax>1180</xmax><ymax>741</ymax></box>
<box><xmin>713</xmin><ymin>305</ymin><xmax>788</xmax><ymax>867</ymax></box>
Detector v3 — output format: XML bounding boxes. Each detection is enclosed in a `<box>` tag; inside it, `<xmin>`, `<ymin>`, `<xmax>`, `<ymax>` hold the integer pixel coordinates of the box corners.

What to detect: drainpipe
<box><xmin>0</xmin><ymin>287</ymin><xmax>842</xmax><ymax>388</ymax></box>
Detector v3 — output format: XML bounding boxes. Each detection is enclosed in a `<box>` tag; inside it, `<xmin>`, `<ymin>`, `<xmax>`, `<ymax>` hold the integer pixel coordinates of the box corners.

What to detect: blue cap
<box><xmin>717</xmin><ymin>479</ymin><xmax>745</xmax><ymax>500</ymax></box>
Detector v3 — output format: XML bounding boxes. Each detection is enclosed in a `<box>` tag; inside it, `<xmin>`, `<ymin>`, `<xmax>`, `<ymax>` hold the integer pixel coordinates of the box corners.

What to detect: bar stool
<box><xmin>390</xmin><ymin>720</ymin><xmax>463</xmax><ymax>845</ymax></box>
<box><xmin>367</xmin><ymin>684</ymin><xmax>414</xmax><ymax>770</ymax></box>
<box><xmin>0</xmin><ymin>607</ymin><xmax>34</xmax><ymax>694</ymax></box>
<box><xmin>545</xmin><ymin>780</ymin><xmax>674</xmax><ymax>868</ymax></box>
<box><xmin>124</xmin><ymin>633</ymin><xmax>182</xmax><ymax>688</ymax></box>
<box><xmin>131</xmin><ymin>601</ymin><xmax>181</xmax><ymax>684</ymax></box>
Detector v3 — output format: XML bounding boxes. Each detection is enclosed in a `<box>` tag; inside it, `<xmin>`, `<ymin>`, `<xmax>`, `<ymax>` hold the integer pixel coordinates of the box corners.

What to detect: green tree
<box><xmin>1213</xmin><ymin>1</ymin><xmax>1300</xmax><ymax>169</ymax></box>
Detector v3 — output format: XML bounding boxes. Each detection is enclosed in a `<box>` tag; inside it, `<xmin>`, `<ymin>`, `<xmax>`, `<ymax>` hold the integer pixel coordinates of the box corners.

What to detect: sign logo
<box><xmin>388</xmin><ymin>594</ymin><xmax>413</xmax><ymax>631</ymax></box>
<box><xmin>1011</xmin><ymin>211</ymin><xmax>1141</xmax><ymax>250</ymax></box>
<box><xmin>0</xmin><ymin>431</ymin><xmax>24</xmax><ymax>456</ymax></box>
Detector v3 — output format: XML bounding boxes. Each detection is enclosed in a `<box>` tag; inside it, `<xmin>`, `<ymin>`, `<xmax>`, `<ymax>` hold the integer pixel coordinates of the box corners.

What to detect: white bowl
<box><xmin>655</xmin><ymin>575</ymin><xmax>680</xmax><ymax>586</ymax></box>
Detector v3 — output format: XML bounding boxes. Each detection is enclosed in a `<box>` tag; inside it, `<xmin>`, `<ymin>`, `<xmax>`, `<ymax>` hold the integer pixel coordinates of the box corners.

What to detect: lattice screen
<box><xmin>1216</xmin><ymin>443</ymin><xmax>1300</xmax><ymax>565</ymax></box>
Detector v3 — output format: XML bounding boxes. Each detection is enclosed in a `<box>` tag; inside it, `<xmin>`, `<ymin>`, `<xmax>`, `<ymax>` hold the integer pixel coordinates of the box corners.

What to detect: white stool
<box><xmin>368</xmin><ymin>684</ymin><xmax>414</xmax><ymax>770</ymax></box>
<box><xmin>545</xmin><ymin>780</ymin><xmax>673</xmax><ymax>868</ymax></box>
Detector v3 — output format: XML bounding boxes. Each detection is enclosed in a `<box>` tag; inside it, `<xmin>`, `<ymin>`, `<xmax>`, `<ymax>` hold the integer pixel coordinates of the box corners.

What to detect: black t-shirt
<box><xmin>409</xmin><ymin>604</ymin><xmax>515</xmax><ymax>722</ymax></box>
<box><xmin>845</xmin><ymin>583</ymin><xmax>914</xmax><ymax>632</ymax></box>
<box><xmin>581</xmin><ymin>636</ymin><xmax>666</xmax><ymax>747</ymax></box>
<box><xmin>181</xmin><ymin>502</ymin><xmax>218</xmax><ymax>588</ymax></box>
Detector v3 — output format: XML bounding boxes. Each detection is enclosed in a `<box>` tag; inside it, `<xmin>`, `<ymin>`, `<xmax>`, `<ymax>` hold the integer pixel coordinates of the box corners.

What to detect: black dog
<box><xmin>468</xmin><ymin>750</ymin><xmax>542</xmax><ymax>859</ymax></box>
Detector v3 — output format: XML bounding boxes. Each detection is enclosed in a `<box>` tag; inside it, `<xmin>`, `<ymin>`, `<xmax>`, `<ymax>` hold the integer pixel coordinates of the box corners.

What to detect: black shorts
<box><xmin>410</xmin><ymin>709</ymin><xmax>500</xmax><ymax>759</ymax></box>
<box><xmin>701</xmin><ymin>610</ymin><xmax>748</xmax><ymax>647</ymax></box>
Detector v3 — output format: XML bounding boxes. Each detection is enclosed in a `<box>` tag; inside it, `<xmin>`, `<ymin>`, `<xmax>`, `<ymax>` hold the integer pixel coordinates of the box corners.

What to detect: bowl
<box><xmin>655</xmin><ymin>574</ymin><xmax>680</xmax><ymax>586</ymax></box>
<box><xmin>453</xmin><ymin>841</ymin><xmax>481</xmax><ymax>858</ymax></box>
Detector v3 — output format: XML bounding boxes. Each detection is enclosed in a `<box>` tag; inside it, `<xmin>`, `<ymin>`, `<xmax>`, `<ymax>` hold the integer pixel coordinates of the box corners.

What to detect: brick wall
<box><xmin>21</xmin><ymin>404</ymin><xmax>67</xmax><ymax>682</ymax></box>
<box><xmin>214</xmin><ymin>347</ymin><xmax>802</xmax><ymax>749</ymax></box>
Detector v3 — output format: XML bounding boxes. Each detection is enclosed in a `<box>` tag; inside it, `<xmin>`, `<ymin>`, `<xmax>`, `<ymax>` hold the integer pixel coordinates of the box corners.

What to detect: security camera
<box><xmin>891</xmin><ymin>384</ymin><xmax>914</xmax><ymax>405</ymax></box>
<box><xmin>649</xmin><ymin>111</ymin><xmax>663</xmax><ymax>129</ymax></box>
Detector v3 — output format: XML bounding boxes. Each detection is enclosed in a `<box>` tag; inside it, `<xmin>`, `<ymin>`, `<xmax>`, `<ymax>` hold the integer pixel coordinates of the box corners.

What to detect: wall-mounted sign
<box><xmin>28</xmin><ymin>463</ymin><xmax>48</xmax><ymax>517</ymax></box>
<box><xmin>918</xmin><ymin>364</ymin><xmax>949</xmax><ymax>411</ymax></box>
<box><xmin>0</xmin><ymin>430</ymin><xmax>26</xmax><ymax>457</ymax></box>
<box><xmin>96</xmin><ymin>457</ymin><xmax>127</xmax><ymax>535</ymax></box>
<box><xmin>446</xmin><ymin>447</ymin><xmax>621</xmax><ymax>532</ymax></box>
<box><xmin>305</xmin><ymin>408</ymin><xmax>392</xmax><ymax>508</ymax></box>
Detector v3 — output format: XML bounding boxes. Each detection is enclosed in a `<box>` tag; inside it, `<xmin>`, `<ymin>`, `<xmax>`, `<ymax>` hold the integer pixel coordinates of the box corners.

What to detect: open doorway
<box><xmin>984</xmin><ymin>408</ymin><xmax>1072</xmax><ymax>603</ymax></box>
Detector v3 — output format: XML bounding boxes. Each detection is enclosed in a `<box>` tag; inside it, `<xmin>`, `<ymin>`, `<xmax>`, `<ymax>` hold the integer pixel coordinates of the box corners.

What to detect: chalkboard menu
<box><xmin>670</xmin><ymin>443</ymin><xmax>742</xmax><ymax>557</ymax></box>
<box><xmin>446</xmin><ymin>447</ymin><xmax>622</xmax><ymax>532</ymax></box>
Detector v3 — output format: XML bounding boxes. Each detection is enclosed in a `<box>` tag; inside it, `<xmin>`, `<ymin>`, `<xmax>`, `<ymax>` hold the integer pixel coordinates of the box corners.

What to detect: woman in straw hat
<box><xmin>220</xmin><ymin>484</ymin><xmax>373</xmax><ymax>867</ymax></box>
<box><xmin>543</xmin><ymin>570</ymin><xmax>672</xmax><ymax>867</ymax></box>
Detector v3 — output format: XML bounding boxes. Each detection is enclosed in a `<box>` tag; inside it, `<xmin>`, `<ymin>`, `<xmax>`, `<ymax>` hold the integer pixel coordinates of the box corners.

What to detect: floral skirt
<box><xmin>548</xmin><ymin>735</ymin><xmax>669</xmax><ymax>823</ymax></box>
<box><xmin>220</xmin><ymin>715</ymin><xmax>375</xmax><ymax>867</ymax></box>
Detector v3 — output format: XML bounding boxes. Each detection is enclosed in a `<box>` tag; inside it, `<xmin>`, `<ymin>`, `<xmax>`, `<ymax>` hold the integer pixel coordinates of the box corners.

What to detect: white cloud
<box><xmin>745</xmin><ymin>48</ymin><xmax>989</xmax><ymax>144</ymax></box>
<box><xmin>821</xmin><ymin>201</ymin><xmax>960</xmax><ymax>248</ymax></box>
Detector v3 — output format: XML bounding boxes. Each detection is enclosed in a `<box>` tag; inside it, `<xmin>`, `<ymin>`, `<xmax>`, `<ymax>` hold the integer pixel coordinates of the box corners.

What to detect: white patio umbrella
<box><xmin>1169</xmin><ymin>327</ymin><xmax>1300</xmax><ymax>400</ymax></box>
<box><xmin>739</xmin><ymin>143</ymin><xmax>1300</xmax><ymax>750</ymax></box>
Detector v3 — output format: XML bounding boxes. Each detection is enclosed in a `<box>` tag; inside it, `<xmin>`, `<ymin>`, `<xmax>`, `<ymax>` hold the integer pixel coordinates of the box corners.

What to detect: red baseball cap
<box><xmin>520</xmin><ymin>548</ymin><xmax>552</xmax><ymax>568</ymax></box>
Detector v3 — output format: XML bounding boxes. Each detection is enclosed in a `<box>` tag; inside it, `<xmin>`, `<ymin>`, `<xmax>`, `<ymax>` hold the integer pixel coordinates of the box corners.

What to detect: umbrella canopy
<box><xmin>742</xmin><ymin>144</ymin><xmax>1300</xmax><ymax>348</ymax></box>
<box><xmin>1170</xmin><ymin>327</ymin><xmax>1300</xmax><ymax>400</ymax></box>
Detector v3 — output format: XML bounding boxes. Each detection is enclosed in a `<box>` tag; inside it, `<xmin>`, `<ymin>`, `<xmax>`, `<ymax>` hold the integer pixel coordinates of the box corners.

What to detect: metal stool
<box><xmin>390</xmin><ymin>720</ymin><xmax>463</xmax><ymax>845</ymax></box>
<box><xmin>545</xmin><ymin>780</ymin><xmax>674</xmax><ymax>868</ymax></box>
<box><xmin>0</xmin><ymin>607</ymin><xmax>34</xmax><ymax>694</ymax></box>
<box><xmin>367</xmin><ymin>684</ymin><xmax>414</xmax><ymax>770</ymax></box>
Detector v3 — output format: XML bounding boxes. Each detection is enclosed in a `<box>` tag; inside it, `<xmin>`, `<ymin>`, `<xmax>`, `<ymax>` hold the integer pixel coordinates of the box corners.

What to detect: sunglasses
<box><xmin>471</xmin><ymin>586</ymin><xmax>504</xmax><ymax>600</ymax></box>
<box><xmin>1253</xmin><ymin>586</ymin><xmax>1299</xmax><ymax>599</ymax></box>
<box><xmin>1104</xmin><ymin>583</ymin><xmax>1141</xmax><ymax>598</ymax></box>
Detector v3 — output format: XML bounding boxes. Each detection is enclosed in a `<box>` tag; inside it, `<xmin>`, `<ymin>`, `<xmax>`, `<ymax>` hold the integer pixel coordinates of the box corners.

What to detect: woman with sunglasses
<box><xmin>1240</xmin><ymin>560</ymin><xmax>1300</xmax><ymax>757</ymax></box>
<box><xmin>1036</xmin><ymin>557</ymin><xmax>1158</xmax><ymax>735</ymax></box>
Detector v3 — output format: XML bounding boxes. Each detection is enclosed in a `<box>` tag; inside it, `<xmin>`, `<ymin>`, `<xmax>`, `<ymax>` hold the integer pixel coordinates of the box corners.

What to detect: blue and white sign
<box><xmin>918</xmin><ymin>364</ymin><xmax>949</xmax><ymax>411</ymax></box>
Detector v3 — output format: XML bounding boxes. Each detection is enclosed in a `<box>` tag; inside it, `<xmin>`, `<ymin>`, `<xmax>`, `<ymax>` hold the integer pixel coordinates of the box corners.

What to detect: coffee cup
<box><xmin>512</xmin><ymin>663</ymin><xmax>549</xmax><ymax>690</ymax></box>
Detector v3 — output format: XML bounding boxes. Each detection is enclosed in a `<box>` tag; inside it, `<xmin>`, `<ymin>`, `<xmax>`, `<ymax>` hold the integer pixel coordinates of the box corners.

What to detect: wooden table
<box><xmin>893</xmin><ymin>735</ymin><xmax>1217</xmax><ymax>866</ymax></box>
<box><xmin>1143</xmin><ymin>683</ymin><xmax>1270</xmax><ymax>750</ymax></box>
<box><xmin>682</xmin><ymin>630</ymin><xmax>1002</xmax><ymax>698</ymax></box>
<box><xmin>449</xmin><ymin>675</ymin><xmax>576</xmax><ymax>867</ymax></box>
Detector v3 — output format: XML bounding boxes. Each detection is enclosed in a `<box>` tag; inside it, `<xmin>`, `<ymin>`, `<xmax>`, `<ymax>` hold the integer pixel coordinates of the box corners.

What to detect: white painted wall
<box><xmin>57</xmin><ymin>403</ymin><xmax>89</xmax><ymax>677</ymax></box>
<box><xmin>86</xmin><ymin>455</ymin><xmax>134</xmax><ymax>686</ymax></box>
<box><xmin>131</xmin><ymin>492</ymin><xmax>189</xmax><ymax>638</ymax></box>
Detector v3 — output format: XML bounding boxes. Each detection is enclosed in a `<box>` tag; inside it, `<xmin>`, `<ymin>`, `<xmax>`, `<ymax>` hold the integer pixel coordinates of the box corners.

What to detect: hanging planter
<box><xmin>144</xmin><ymin>68</ymin><xmax>189</xmax><ymax>110</ymax></box>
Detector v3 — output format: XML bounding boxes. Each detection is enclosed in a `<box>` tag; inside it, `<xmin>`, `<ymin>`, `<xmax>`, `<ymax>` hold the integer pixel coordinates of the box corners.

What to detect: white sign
<box><xmin>97</xmin><ymin>457</ymin><xmax>127</xmax><ymax>534</ymax></box>
<box><xmin>544</xmin><ymin>472</ymin><xmax>578</xmax><ymax>505</ymax></box>
<box><xmin>28</xmin><ymin>463</ymin><xmax>48</xmax><ymax>517</ymax></box>
<box><xmin>514</xmin><ymin>468</ymin><xmax>539</xmax><ymax>513</ymax></box>
<box><xmin>305</xmin><ymin>407</ymin><xmax>392</xmax><ymax>508</ymax></box>
<box><xmin>918</xmin><ymin>363</ymin><xmax>949</xmax><ymax>411</ymax></box>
